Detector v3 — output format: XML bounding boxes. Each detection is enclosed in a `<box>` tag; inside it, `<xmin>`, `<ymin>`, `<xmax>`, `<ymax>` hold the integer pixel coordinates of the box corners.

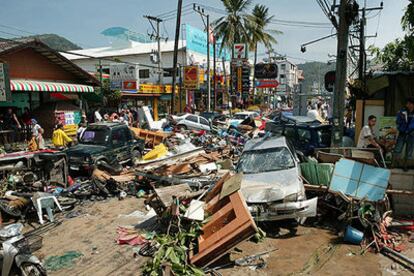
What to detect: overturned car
<box><xmin>236</xmin><ymin>136</ymin><xmax>317</xmax><ymax>221</ymax></box>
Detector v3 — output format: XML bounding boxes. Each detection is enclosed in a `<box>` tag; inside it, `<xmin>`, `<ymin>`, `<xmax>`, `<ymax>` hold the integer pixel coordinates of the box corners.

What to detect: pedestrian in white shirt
<box><xmin>357</xmin><ymin>115</ymin><xmax>381</xmax><ymax>150</ymax></box>
<box><xmin>94</xmin><ymin>108</ymin><xmax>103</xmax><ymax>122</ymax></box>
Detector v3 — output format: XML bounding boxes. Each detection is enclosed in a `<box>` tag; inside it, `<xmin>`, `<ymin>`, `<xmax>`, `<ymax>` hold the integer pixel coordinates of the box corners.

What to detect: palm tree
<box><xmin>247</xmin><ymin>4</ymin><xmax>281</xmax><ymax>101</ymax></box>
<box><xmin>213</xmin><ymin>0</ymin><xmax>252</xmax><ymax>53</ymax></box>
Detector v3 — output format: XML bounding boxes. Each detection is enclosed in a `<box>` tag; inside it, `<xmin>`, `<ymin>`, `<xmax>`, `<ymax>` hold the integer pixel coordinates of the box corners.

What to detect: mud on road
<box><xmin>34</xmin><ymin>197</ymin><xmax>411</xmax><ymax>276</ymax></box>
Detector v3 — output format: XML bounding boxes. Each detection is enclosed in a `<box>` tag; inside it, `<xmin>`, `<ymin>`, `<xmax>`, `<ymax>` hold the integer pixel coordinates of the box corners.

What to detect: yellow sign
<box><xmin>63</xmin><ymin>124</ymin><xmax>78</xmax><ymax>137</ymax></box>
<box><xmin>138</xmin><ymin>84</ymin><xmax>178</xmax><ymax>94</ymax></box>
<box><xmin>184</xmin><ymin>66</ymin><xmax>200</xmax><ymax>90</ymax></box>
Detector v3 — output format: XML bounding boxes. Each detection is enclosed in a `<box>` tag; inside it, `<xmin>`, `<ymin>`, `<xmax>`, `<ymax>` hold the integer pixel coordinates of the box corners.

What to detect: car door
<box><xmin>111</xmin><ymin>127</ymin><xmax>129</xmax><ymax>163</ymax></box>
<box><xmin>185</xmin><ymin>115</ymin><xmax>199</xmax><ymax>130</ymax></box>
<box><xmin>199</xmin><ymin>117</ymin><xmax>211</xmax><ymax>131</ymax></box>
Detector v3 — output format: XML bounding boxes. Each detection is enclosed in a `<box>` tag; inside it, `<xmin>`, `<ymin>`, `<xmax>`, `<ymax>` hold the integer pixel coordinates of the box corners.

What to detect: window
<box><xmin>237</xmin><ymin>147</ymin><xmax>295</xmax><ymax>174</ymax></box>
<box><xmin>200</xmin><ymin>117</ymin><xmax>209</xmax><ymax>126</ymax></box>
<box><xmin>139</xmin><ymin>69</ymin><xmax>150</xmax><ymax>79</ymax></box>
<box><xmin>163</xmin><ymin>68</ymin><xmax>179</xmax><ymax>77</ymax></box>
<box><xmin>281</xmin><ymin>64</ymin><xmax>286</xmax><ymax>71</ymax></box>
<box><xmin>284</xmin><ymin>126</ymin><xmax>296</xmax><ymax>141</ymax></box>
<box><xmin>111</xmin><ymin>128</ymin><xmax>127</xmax><ymax>146</ymax></box>
<box><xmin>280</xmin><ymin>74</ymin><xmax>286</xmax><ymax>79</ymax></box>
<box><xmin>186</xmin><ymin>115</ymin><xmax>198</xmax><ymax>123</ymax></box>
<box><xmin>297</xmin><ymin>128</ymin><xmax>311</xmax><ymax>143</ymax></box>
<box><xmin>80</xmin><ymin>129</ymin><xmax>109</xmax><ymax>145</ymax></box>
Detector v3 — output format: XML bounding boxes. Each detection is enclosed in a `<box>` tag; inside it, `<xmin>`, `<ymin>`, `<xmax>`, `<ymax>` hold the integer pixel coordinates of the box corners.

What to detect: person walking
<box><xmin>394</xmin><ymin>97</ymin><xmax>414</xmax><ymax>169</ymax></box>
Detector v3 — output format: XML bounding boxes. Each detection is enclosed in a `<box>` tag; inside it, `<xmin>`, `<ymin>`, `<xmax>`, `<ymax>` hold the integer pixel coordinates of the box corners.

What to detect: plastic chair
<box><xmin>32</xmin><ymin>195</ymin><xmax>62</xmax><ymax>224</ymax></box>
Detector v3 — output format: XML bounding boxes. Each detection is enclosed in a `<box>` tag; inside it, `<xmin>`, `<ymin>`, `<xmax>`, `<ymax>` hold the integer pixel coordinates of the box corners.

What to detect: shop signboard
<box><xmin>233</xmin><ymin>43</ymin><xmax>248</xmax><ymax>59</ymax></box>
<box><xmin>184</xmin><ymin>66</ymin><xmax>200</xmax><ymax>90</ymax></box>
<box><xmin>122</xmin><ymin>80</ymin><xmax>138</xmax><ymax>91</ymax></box>
<box><xmin>256</xmin><ymin>80</ymin><xmax>279</xmax><ymax>88</ymax></box>
<box><xmin>0</xmin><ymin>63</ymin><xmax>11</xmax><ymax>102</ymax></box>
<box><xmin>185</xmin><ymin>25</ymin><xmax>229</xmax><ymax>59</ymax></box>
<box><xmin>110</xmin><ymin>64</ymin><xmax>139</xmax><ymax>90</ymax></box>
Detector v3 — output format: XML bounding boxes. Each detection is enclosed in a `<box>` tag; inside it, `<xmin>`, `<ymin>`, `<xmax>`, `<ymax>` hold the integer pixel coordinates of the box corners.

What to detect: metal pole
<box><xmin>171</xmin><ymin>0</ymin><xmax>183</xmax><ymax>114</ymax></box>
<box><xmin>157</xmin><ymin>20</ymin><xmax>163</xmax><ymax>85</ymax></box>
<box><xmin>206</xmin><ymin>14</ymin><xmax>211</xmax><ymax>112</ymax></box>
<box><xmin>213</xmin><ymin>35</ymin><xmax>217</xmax><ymax>111</ymax></box>
<box><xmin>332</xmin><ymin>0</ymin><xmax>350</xmax><ymax>146</ymax></box>
<box><xmin>179</xmin><ymin>64</ymin><xmax>183</xmax><ymax>113</ymax></box>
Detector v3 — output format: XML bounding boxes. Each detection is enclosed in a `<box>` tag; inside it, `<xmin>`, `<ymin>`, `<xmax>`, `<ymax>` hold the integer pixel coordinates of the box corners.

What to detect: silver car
<box><xmin>176</xmin><ymin>114</ymin><xmax>211</xmax><ymax>131</ymax></box>
<box><xmin>236</xmin><ymin>136</ymin><xmax>317</xmax><ymax>221</ymax></box>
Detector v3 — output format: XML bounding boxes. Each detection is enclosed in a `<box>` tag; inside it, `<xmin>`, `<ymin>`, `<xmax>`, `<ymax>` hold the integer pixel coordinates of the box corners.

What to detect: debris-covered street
<box><xmin>1</xmin><ymin>0</ymin><xmax>414</xmax><ymax>275</ymax></box>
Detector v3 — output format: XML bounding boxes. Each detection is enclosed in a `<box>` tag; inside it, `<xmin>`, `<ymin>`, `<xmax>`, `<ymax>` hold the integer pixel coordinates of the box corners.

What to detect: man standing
<box><xmin>394</xmin><ymin>97</ymin><xmax>414</xmax><ymax>167</ymax></box>
<box><xmin>357</xmin><ymin>115</ymin><xmax>382</xmax><ymax>150</ymax></box>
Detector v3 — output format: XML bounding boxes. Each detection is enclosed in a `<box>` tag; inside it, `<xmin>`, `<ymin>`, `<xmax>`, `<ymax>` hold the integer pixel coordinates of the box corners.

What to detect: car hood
<box><xmin>65</xmin><ymin>144</ymin><xmax>107</xmax><ymax>157</ymax></box>
<box><xmin>240</xmin><ymin>167</ymin><xmax>302</xmax><ymax>203</ymax></box>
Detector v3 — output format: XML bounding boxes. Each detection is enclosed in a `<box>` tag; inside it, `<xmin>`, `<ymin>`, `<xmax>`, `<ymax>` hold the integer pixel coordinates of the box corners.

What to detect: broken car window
<box><xmin>237</xmin><ymin>147</ymin><xmax>295</xmax><ymax>174</ymax></box>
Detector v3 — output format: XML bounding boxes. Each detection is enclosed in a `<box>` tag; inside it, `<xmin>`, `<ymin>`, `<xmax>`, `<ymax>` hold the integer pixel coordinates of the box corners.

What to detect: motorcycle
<box><xmin>0</xmin><ymin>223</ymin><xmax>46</xmax><ymax>276</ymax></box>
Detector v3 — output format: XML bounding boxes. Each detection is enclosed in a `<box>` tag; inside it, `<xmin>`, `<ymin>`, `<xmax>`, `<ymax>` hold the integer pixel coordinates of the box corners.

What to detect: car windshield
<box><xmin>80</xmin><ymin>129</ymin><xmax>109</xmax><ymax>145</ymax></box>
<box><xmin>233</xmin><ymin>114</ymin><xmax>248</xmax><ymax>120</ymax></box>
<box><xmin>237</xmin><ymin>147</ymin><xmax>295</xmax><ymax>174</ymax></box>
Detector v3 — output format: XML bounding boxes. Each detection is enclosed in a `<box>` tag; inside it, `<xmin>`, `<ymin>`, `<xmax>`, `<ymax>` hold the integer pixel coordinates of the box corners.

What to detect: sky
<box><xmin>0</xmin><ymin>0</ymin><xmax>409</xmax><ymax>63</ymax></box>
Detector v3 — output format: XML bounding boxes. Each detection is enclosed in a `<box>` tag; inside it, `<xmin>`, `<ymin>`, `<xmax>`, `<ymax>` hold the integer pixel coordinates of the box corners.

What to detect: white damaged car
<box><xmin>236</xmin><ymin>136</ymin><xmax>317</xmax><ymax>221</ymax></box>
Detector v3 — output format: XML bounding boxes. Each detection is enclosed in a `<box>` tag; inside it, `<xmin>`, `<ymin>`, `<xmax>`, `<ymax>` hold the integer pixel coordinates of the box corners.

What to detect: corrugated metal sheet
<box><xmin>301</xmin><ymin>163</ymin><xmax>334</xmax><ymax>186</ymax></box>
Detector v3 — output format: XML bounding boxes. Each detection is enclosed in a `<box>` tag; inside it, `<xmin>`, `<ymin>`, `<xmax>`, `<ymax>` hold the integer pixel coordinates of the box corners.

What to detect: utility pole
<box><xmin>194</xmin><ymin>4</ymin><xmax>211</xmax><ymax>112</ymax></box>
<box><xmin>213</xmin><ymin>35</ymin><xmax>217</xmax><ymax>111</ymax></box>
<box><xmin>358</xmin><ymin>6</ymin><xmax>365</xmax><ymax>82</ymax></box>
<box><xmin>332</xmin><ymin>0</ymin><xmax>350</xmax><ymax>146</ymax></box>
<box><xmin>144</xmin><ymin>15</ymin><xmax>164</xmax><ymax>85</ymax></box>
<box><xmin>171</xmin><ymin>0</ymin><xmax>183</xmax><ymax>114</ymax></box>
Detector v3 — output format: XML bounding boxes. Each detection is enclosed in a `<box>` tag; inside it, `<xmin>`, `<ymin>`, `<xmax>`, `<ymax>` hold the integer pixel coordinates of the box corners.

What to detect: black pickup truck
<box><xmin>65</xmin><ymin>122</ymin><xmax>144</xmax><ymax>174</ymax></box>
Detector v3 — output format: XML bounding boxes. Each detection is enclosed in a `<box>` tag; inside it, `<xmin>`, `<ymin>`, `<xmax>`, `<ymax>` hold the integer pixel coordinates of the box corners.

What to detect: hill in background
<box><xmin>0</xmin><ymin>34</ymin><xmax>82</xmax><ymax>51</ymax></box>
<box><xmin>298</xmin><ymin>61</ymin><xmax>335</xmax><ymax>93</ymax></box>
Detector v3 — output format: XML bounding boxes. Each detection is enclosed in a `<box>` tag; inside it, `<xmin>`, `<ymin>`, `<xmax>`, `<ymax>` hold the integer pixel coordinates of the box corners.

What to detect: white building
<box><xmin>275</xmin><ymin>59</ymin><xmax>302</xmax><ymax>94</ymax></box>
<box><xmin>61</xmin><ymin>25</ymin><xmax>230</xmax><ymax>115</ymax></box>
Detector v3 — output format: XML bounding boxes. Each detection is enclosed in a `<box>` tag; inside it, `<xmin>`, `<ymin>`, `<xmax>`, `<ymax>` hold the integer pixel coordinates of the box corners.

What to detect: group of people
<box><xmin>357</xmin><ymin>97</ymin><xmax>414</xmax><ymax>166</ymax></box>
<box><xmin>93</xmin><ymin>108</ymin><xmax>137</xmax><ymax>126</ymax></box>
<box><xmin>307</xmin><ymin>99</ymin><xmax>332</xmax><ymax>122</ymax></box>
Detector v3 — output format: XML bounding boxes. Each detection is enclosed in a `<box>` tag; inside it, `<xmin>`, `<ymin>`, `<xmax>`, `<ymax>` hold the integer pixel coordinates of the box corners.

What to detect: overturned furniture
<box><xmin>190</xmin><ymin>173</ymin><xmax>258</xmax><ymax>267</ymax></box>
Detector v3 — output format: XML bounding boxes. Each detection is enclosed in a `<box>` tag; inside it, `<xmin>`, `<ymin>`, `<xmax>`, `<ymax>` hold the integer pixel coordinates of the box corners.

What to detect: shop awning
<box><xmin>10</xmin><ymin>80</ymin><xmax>95</xmax><ymax>93</ymax></box>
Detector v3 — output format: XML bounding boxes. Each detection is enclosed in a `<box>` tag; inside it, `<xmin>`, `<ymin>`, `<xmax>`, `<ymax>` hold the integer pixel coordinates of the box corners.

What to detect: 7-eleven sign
<box><xmin>233</xmin><ymin>43</ymin><xmax>247</xmax><ymax>59</ymax></box>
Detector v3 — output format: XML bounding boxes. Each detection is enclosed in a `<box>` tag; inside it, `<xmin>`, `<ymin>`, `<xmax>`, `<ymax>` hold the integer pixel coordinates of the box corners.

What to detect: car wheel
<box><xmin>178</xmin><ymin>124</ymin><xmax>187</xmax><ymax>131</ymax></box>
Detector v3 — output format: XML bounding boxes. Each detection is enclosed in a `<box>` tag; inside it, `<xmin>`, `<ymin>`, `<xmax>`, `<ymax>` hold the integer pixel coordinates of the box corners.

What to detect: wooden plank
<box><xmin>154</xmin><ymin>184</ymin><xmax>191</xmax><ymax>208</ymax></box>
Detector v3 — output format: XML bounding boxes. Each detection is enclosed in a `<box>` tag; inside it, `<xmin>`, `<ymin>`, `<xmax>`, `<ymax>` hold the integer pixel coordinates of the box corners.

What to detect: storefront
<box><xmin>0</xmin><ymin>39</ymin><xmax>99</xmax><ymax>138</ymax></box>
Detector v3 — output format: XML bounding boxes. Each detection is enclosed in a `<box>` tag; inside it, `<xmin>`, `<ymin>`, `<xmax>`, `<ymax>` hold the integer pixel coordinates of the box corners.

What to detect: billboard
<box><xmin>184</xmin><ymin>66</ymin><xmax>200</xmax><ymax>90</ymax></box>
<box><xmin>255</xmin><ymin>63</ymin><xmax>278</xmax><ymax>79</ymax></box>
<box><xmin>110</xmin><ymin>64</ymin><xmax>139</xmax><ymax>90</ymax></box>
<box><xmin>185</xmin><ymin>25</ymin><xmax>229</xmax><ymax>60</ymax></box>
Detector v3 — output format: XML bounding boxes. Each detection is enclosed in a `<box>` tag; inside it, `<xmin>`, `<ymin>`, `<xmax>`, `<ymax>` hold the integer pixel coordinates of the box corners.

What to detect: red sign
<box><xmin>256</xmin><ymin>80</ymin><xmax>279</xmax><ymax>88</ymax></box>
<box><xmin>122</xmin><ymin>80</ymin><xmax>138</xmax><ymax>90</ymax></box>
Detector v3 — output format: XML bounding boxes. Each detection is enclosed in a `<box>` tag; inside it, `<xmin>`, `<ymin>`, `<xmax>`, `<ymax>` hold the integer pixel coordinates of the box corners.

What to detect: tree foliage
<box><xmin>371</xmin><ymin>1</ymin><xmax>414</xmax><ymax>71</ymax></box>
<box><xmin>213</xmin><ymin>0</ymin><xmax>252</xmax><ymax>53</ymax></box>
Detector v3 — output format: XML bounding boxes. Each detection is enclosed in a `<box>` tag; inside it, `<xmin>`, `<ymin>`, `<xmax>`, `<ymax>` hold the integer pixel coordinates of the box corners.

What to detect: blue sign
<box><xmin>185</xmin><ymin>25</ymin><xmax>229</xmax><ymax>59</ymax></box>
